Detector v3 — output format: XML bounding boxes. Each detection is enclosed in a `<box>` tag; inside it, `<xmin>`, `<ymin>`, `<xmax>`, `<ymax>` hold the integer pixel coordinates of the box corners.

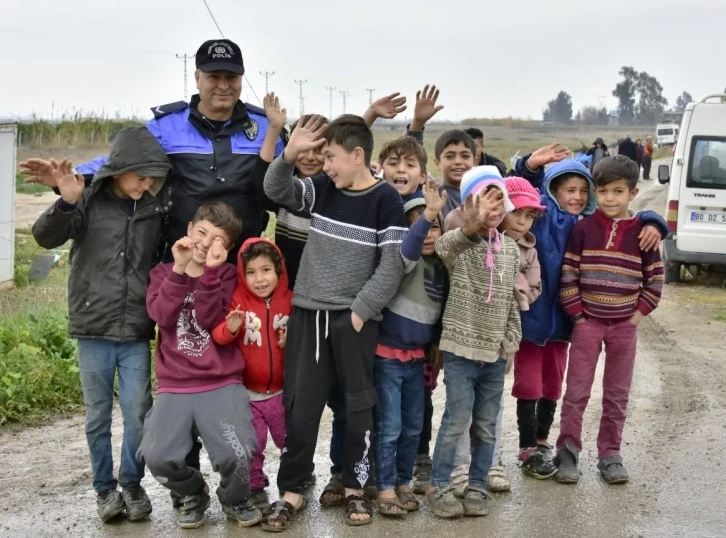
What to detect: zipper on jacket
<box><xmin>265</xmin><ymin>300</ymin><xmax>273</xmax><ymax>394</ymax></box>
<box><xmin>200</xmin><ymin>116</ymin><xmax>226</xmax><ymax>182</ymax></box>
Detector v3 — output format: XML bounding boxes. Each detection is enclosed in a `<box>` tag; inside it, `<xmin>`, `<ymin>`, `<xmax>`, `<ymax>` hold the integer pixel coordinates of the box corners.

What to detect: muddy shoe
<box><xmin>450</xmin><ymin>465</ymin><xmax>469</xmax><ymax>498</ymax></box>
<box><xmin>121</xmin><ymin>485</ymin><xmax>153</xmax><ymax>521</ymax></box>
<box><xmin>598</xmin><ymin>456</ymin><xmax>629</xmax><ymax>484</ymax></box>
<box><xmin>250</xmin><ymin>489</ymin><xmax>270</xmax><ymax>513</ymax></box>
<box><xmin>486</xmin><ymin>465</ymin><xmax>511</xmax><ymax>493</ymax></box>
<box><xmin>223</xmin><ymin>498</ymin><xmax>263</xmax><ymax>527</ymax></box>
<box><xmin>554</xmin><ymin>446</ymin><xmax>580</xmax><ymax>484</ymax></box>
<box><xmin>425</xmin><ymin>486</ymin><xmax>464</xmax><ymax>519</ymax></box>
<box><xmin>462</xmin><ymin>486</ymin><xmax>491</xmax><ymax>517</ymax></box>
<box><xmin>412</xmin><ymin>455</ymin><xmax>432</xmax><ymax>494</ymax></box>
<box><xmin>537</xmin><ymin>440</ymin><xmax>554</xmax><ymax>460</ymax></box>
<box><xmin>97</xmin><ymin>489</ymin><xmax>125</xmax><ymax>523</ymax></box>
<box><xmin>178</xmin><ymin>491</ymin><xmax>211</xmax><ymax>529</ymax></box>
<box><xmin>170</xmin><ymin>490</ymin><xmax>183</xmax><ymax>510</ymax></box>
<box><xmin>520</xmin><ymin>449</ymin><xmax>557</xmax><ymax>479</ymax></box>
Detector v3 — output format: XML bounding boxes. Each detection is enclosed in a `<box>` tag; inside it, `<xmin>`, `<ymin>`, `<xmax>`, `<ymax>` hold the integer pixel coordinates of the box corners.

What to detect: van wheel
<box><xmin>665</xmin><ymin>262</ymin><xmax>682</xmax><ymax>284</ymax></box>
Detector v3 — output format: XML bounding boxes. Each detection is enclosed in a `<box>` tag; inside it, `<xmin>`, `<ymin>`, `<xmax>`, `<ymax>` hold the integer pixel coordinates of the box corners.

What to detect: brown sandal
<box><xmin>260</xmin><ymin>497</ymin><xmax>306</xmax><ymax>533</ymax></box>
<box><xmin>395</xmin><ymin>488</ymin><xmax>420</xmax><ymax>512</ymax></box>
<box><xmin>377</xmin><ymin>495</ymin><xmax>406</xmax><ymax>517</ymax></box>
<box><xmin>344</xmin><ymin>494</ymin><xmax>373</xmax><ymax>526</ymax></box>
<box><xmin>319</xmin><ymin>474</ymin><xmax>345</xmax><ymax>507</ymax></box>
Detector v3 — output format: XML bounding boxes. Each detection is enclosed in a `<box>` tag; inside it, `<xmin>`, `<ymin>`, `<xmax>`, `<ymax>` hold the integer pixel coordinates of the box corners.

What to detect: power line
<box><xmin>325</xmin><ymin>86</ymin><xmax>336</xmax><ymax>119</ymax></box>
<box><xmin>366</xmin><ymin>88</ymin><xmax>376</xmax><ymax>105</ymax></box>
<box><xmin>199</xmin><ymin>0</ymin><xmax>261</xmax><ymax>105</ymax></box>
<box><xmin>294</xmin><ymin>79</ymin><xmax>308</xmax><ymax>117</ymax></box>
<box><xmin>176</xmin><ymin>54</ymin><xmax>193</xmax><ymax>101</ymax></box>
<box><xmin>260</xmin><ymin>71</ymin><xmax>275</xmax><ymax>94</ymax></box>
<box><xmin>339</xmin><ymin>90</ymin><xmax>350</xmax><ymax>114</ymax></box>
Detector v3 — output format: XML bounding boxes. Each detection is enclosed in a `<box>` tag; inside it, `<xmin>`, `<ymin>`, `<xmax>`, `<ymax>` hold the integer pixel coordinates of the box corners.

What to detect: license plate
<box><xmin>690</xmin><ymin>211</ymin><xmax>726</xmax><ymax>224</ymax></box>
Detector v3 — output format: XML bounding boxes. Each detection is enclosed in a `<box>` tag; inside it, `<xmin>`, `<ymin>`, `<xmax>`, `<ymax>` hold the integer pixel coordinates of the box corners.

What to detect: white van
<box><xmin>658</xmin><ymin>94</ymin><xmax>726</xmax><ymax>283</ymax></box>
<box><xmin>656</xmin><ymin>123</ymin><xmax>679</xmax><ymax>147</ymax></box>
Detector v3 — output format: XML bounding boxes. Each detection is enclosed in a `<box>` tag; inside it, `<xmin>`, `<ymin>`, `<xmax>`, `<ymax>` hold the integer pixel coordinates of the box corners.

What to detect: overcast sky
<box><xmin>2</xmin><ymin>0</ymin><xmax>724</xmax><ymax>122</ymax></box>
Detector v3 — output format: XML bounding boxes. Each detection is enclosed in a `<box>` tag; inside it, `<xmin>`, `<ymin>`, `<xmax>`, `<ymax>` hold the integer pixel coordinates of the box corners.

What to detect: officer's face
<box><xmin>195</xmin><ymin>70</ymin><xmax>242</xmax><ymax>116</ymax></box>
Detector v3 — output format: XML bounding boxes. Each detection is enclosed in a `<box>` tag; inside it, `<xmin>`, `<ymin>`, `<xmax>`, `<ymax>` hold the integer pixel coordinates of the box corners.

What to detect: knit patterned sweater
<box><xmin>264</xmin><ymin>156</ymin><xmax>406</xmax><ymax>321</ymax></box>
<box><xmin>560</xmin><ymin>210</ymin><xmax>664</xmax><ymax>321</ymax></box>
<box><xmin>436</xmin><ymin>228</ymin><xmax>522</xmax><ymax>362</ymax></box>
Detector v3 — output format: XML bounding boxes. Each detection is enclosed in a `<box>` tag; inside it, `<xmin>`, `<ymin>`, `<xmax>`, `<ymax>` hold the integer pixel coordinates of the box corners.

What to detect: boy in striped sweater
<box><xmin>556</xmin><ymin>155</ymin><xmax>664</xmax><ymax>485</ymax></box>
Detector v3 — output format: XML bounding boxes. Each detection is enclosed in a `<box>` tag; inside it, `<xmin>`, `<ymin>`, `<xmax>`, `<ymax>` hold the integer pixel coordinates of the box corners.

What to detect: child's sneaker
<box><xmin>425</xmin><ymin>486</ymin><xmax>464</xmax><ymax>519</ymax></box>
<box><xmin>537</xmin><ymin>440</ymin><xmax>554</xmax><ymax>460</ymax></box>
<box><xmin>554</xmin><ymin>445</ymin><xmax>580</xmax><ymax>484</ymax></box>
<box><xmin>412</xmin><ymin>455</ymin><xmax>432</xmax><ymax>494</ymax></box>
<box><xmin>598</xmin><ymin>455</ymin><xmax>629</xmax><ymax>484</ymax></box>
<box><xmin>450</xmin><ymin>465</ymin><xmax>469</xmax><ymax>498</ymax></box>
<box><xmin>222</xmin><ymin>498</ymin><xmax>263</xmax><ymax>527</ymax></box>
<box><xmin>462</xmin><ymin>485</ymin><xmax>491</xmax><ymax>517</ymax></box>
<box><xmin>170</xmin><ymin>490</ymin><xmax>183</xmax><ymax>509</ymax></box>
<box><xmin>121</xmin><ymin>485</ymin><xmax>153</xmax><ymax>521</ymax></box>
<box><xmin>250</xmin><ymin>489</ymin><xmax>270</xmax><ymax>512</ymax></box>
<box><xmin>486</xmin><ymin>465</ymin><xmax>511</xmax><ymax>493</ymax></box>
<box><xmin>96</xmin><ymin>489</ymin><xmax>125</xmax><ymax>522</ymax></box>
<box><xmin>519</xmin><ymin>447</ymin><xmax>557</xmax><ymax>479</ymax></box>
<box><xmin>178</xmin><ymin>491</ymin><xmax>211</xmax><ymax>529</ymax></box>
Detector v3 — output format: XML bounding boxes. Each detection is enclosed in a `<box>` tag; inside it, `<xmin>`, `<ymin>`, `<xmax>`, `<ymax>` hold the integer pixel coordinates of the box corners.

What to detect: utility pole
<box><xmin>339</xmin><ymin>90</ymin><xmax>350</xmax><ymax>114</ymax></box>
<box><xmin>176</xmin><ymin>53</ymin><xmax>193</xmax><ymax>101</ymax></box>
<box><xmin>325</xmin><ymin>86</ymin><xmax>337</xmax><ymax>119</ymax></box>
<box><xmin>294</xmin><ymin>79</ymin><xmax>308</xmax><ymax>117</ymax></box>
<box><xmin>260</xmin><ymin>71</ymin><xmax>275</xmax><ymax>94</ymax></box>
<box><xmin>366</xmin><ymin>88</ymin><xmax>376</xmax><ymax>105</ymax></box>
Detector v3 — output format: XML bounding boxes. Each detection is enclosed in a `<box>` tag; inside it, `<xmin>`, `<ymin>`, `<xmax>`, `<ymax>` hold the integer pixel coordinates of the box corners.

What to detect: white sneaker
<box><xmin>450</xmin><ymin>465</ymin><xmax>469</xmax><ymax>498</ymax></box>
<box><xmin>486</xmin><ymin>465</ymin><xmax>511</xmax><ymax>493</ymax></box>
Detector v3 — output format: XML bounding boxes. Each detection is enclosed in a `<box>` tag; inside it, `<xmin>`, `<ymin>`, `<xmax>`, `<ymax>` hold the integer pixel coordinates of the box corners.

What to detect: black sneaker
<box><xmin>97</xmin><ymin>489</ymin><xmax>125</xmax><ymax>522</ymax></box>
<box><xmin>521</xmin><ymin>451</ymin><xmax>557</xmax><ymax>479</ymax></box>
<box><xmin>121</xmin><ymin>485</ymin><xmax>153</xmax><ymax>521</ymax></box>
<box><xmin>178</xmin><ymin>491</ymin><xmax>210</xmax><ymax>529</ymax></box>
<box><xmin>170</xmin><ymin>490</ymin><xmax>183</xmax><ymax>510</ymax></box>
<box><xmin>222</xmin><ymin>498</ymin><xmax>263</xmax><ymax>527</ymax></box>
<box><xmin>554</xmin><ymin>446</ymin><xmax>580</xmax><ymax>484</ymax></box>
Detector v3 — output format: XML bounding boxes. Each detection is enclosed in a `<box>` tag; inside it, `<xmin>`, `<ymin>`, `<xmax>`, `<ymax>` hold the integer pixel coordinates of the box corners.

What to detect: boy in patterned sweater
<box><xmin>556</xmin><ymin>155</ymin><xmax>664</xmax><ymax>485</ymax></box>
<box><xmin>262</xmin><ymin>114</ymin><xmax>406</xmax><ymax>530</ymax></box>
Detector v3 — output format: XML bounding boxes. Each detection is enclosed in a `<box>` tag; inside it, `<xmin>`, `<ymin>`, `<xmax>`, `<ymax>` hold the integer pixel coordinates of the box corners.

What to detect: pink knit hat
<box><xmin>504</xmin><ymin>177</ymin><xmax>546</xmax><ymax>211</ymax></box>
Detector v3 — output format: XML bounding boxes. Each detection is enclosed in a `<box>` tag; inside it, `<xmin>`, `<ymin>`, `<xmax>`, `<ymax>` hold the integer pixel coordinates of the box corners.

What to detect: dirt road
<box><xmin>3</xmin><ymin>168</ymin><xmax>725</xmax><ymax>537</ymax></box>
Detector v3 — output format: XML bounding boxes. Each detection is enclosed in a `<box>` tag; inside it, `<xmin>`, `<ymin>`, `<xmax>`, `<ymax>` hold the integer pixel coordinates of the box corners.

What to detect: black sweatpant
<box><xmin>278</xmin><ymin>308</ymin><xmax>378</xmax><ymax>493</ymax></box>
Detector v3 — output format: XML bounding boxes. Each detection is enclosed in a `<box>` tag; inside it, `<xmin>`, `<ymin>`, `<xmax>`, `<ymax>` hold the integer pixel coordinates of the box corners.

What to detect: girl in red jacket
<box><xmin>212</xmin><ymin>238</ymin><xmax>292</xmax><ymax>511</ymax></box>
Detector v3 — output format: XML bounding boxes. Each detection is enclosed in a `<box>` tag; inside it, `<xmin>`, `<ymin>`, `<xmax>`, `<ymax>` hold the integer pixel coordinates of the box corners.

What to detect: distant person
<box><xmin>643</xmin><ymin>136</ymin><xmax>655</xmax><ymax>180</ymax></box>
<box><xmin>464</xmin><ymin>127</ymin><xmax>508</xmax><ymax>176</ymax></box>
<box><xmin>617</xmin><ymin>135</ymin><xmax>639</xmax><ymax>164</ymax></box>
<box><xmin>635</xmin><ymin>139</ymin><xmax>644</xmax><ymax>175</ymax></box>
<box><xmin>586</xmin><ymin>137</ymin><xmax>610</xmax><ymax>170</ymax></box>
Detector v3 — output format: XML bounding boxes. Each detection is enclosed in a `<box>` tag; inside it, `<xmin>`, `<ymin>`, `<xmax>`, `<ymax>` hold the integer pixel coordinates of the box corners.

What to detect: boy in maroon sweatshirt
<box><xmin>556</xmin><ymin>156</ymin><xmax>664</xmax><ymax>485</ymax></box>
<box><xmin>140</xmin><ymin>201</ymin><xmax>261</xmax><ymax>530</ymax></box>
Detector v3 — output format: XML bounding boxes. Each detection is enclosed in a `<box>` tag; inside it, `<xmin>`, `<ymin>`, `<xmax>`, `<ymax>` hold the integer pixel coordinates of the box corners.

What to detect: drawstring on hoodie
<box><xmin>482</xmin><ymin>228</ymin><xmax>502</xmax><ymax>303</ymax></box>
<box><xmin>315</xmin><ymin>310</ymin><xmax>329</xmax><ymax>363</ymax></box>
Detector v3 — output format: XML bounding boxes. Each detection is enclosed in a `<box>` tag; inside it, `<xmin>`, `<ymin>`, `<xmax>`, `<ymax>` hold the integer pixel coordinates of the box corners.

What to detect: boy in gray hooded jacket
<box><xmin>26</xmin><ymin>126</ymin><xmax>172</xmax><ymax>524</ymax></box>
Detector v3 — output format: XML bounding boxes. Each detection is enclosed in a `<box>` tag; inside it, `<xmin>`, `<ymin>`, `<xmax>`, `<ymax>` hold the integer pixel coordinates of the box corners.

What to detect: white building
<box><xmin>0</xmin><ymin>122</ymin><xmax>17</xmax><ymax>287</ymax></box>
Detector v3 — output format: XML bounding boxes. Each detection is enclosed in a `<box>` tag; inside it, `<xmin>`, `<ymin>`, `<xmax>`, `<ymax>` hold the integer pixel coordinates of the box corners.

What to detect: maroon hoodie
<box><xmin>146</xmin><ymin>262</ymin><xmax>239</xmax><ymax>393</ymax></box>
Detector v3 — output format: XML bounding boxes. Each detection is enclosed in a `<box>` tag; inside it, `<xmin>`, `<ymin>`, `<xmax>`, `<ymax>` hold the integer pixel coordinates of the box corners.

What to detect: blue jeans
<box><xmin>77</xmin><ymin>339</ymin><xmax>152</xmax><ymax>493</ymax></box>
<box><xmin>431</xmin><ymin>353</ymin><xmax>506</xmax><ymax>489</ymax></box>
<box><xmin>374</xmin><ymin>358</ymin><xmax>425</xmax><ymax>490</ymax></box>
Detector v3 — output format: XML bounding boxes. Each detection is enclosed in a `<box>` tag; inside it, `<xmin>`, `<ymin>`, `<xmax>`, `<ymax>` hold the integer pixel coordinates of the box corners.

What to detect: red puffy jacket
<box><xmin>212</xmin><ymin>238</ymin><xmax>292</xmax><ymax>394</ymax></box>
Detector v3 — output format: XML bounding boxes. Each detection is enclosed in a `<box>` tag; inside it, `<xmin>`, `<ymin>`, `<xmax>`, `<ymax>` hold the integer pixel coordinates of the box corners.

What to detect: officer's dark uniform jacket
<box><xmin>77</xmin><ymin>95</ymin><xmax>285</xmax><ymax>261</ymax></box>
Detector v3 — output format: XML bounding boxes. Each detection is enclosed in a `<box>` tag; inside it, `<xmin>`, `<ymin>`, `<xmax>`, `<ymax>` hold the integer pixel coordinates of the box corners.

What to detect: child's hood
<box><xmin>236</xmin><ymin>237</ymin><xmax>290</xmax><ymax>302</ymax></box>
<box><xmin>91</xmin><ymin>126</ymin><xmax>172</xmax><ymax>197</ymax></box>
<box><xmin>403</xmin><ymin>196</ymin><xmax>444</xmax><ymax>230</ymax></box>
<box><xmin>542</xmin><ymin>159</ymin><xmax>597</xmax><ymax>216</ymax></box>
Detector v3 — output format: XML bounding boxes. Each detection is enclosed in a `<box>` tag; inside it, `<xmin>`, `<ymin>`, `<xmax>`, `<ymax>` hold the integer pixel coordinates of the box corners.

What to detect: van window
<box><xmin>687</xmin><ymin>137</ymin><xmax>726</xmax><ymax>190</ymax></box>
<box><xmin>658</xmin><ymin>128</ymin><xmax>674</xmax><ymax>136</ymax></box>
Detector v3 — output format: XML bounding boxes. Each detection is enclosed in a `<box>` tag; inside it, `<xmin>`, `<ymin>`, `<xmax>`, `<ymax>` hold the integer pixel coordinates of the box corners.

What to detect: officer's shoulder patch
<box><xmin>244</xmin><ymin>118</ymin><xmax>259</xmax><ymax>141</ymax></box>
<box><xmin>245</xmin><ymin>103</ymin><xmax>266</xmax><ymax>117</ymax></box>
<box><xmin>150</xmin><ymin>101</ymin><xmax>188</xmax><ymax>119</ymax></box>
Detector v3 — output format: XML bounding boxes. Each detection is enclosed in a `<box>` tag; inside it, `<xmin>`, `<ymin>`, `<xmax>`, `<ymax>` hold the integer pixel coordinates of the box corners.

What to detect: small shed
<box><xmin>0</xmin><ymin>122</ymin><xmax>17</xmax><ymax>287</ymax></box>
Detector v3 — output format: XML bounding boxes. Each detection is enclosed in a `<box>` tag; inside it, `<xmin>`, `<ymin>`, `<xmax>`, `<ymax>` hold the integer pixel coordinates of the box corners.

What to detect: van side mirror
<box><xmin>658</xmin><ymin>165</ymin><xmax>670</xmax><ymax>184</ymax></box>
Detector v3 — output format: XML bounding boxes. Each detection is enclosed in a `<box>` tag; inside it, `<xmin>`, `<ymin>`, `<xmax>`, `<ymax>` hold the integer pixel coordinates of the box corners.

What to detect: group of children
<box><xmin>27</xmin><ymin>85</ymin><xmax>667</xmax><ymax>531</ymax></box>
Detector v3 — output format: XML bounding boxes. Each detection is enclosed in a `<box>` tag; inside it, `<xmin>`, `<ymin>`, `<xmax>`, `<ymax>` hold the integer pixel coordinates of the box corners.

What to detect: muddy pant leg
<box><xmin>469</xmin><ymin>358</ymin><xmax>506</xmax><ymax>488</ymax></box>
<box><xmin>139</xmin><ymin>393</ymin><xmax>201</xmax><ymax>496</ymax></box>
<box><xmin>556</xmin><ymin>320</ymin><xmax>606</xmax><ymax>453</ymax></box>
<box><xmin>329</xmin><ymin>311</ymin><xmax>378</xmax><ymax>490</ymax></box>
<box><xmin>116</xmin><ymin>341</ymin><xmax>153</xmax><ymax>489</ymax></box>
<box><xmin>249</xmin><ymin>401</ymin><xmax>270</xmax><ymax>491</ymax></box>
<box><xmin>598</xmin><ymin>321</ymin><xmax>638</xmax><ymax>459</ymax></box>
<box><xmin>193</xmin><ymin>384</ymin><xmax>257</xmax><ymax>506</ymax></box>
<box><xmin>452</xmin><ymin>416</ymin><xmax>473</xmax><ymax>468</ymax></box>
<box><xmin>77</xmin><ymin>339</ymin><xmax>119</xmax><ymax>494</ymax></box>
<box><xmin>278</xmin><ymin>308</ymin><xmax>337</xmax><ymax>494</ymax></box>
<box><xmin>491</xmin><ymin>391</ymin><xmax>504</xmax><ymax>467</ymax></box>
